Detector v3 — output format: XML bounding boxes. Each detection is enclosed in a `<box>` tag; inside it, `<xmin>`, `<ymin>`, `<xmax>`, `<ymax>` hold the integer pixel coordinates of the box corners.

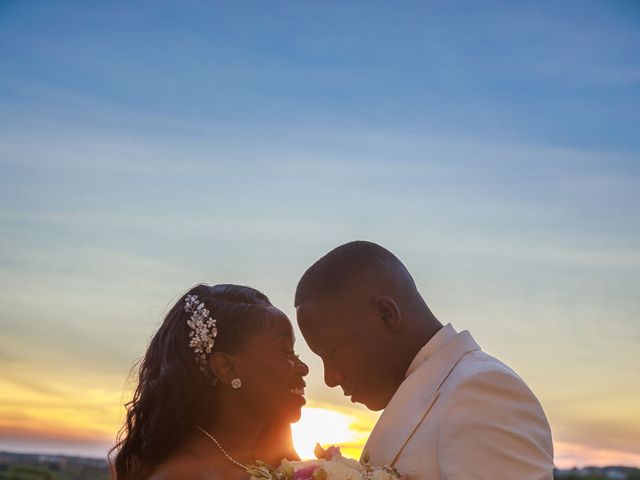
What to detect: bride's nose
<box><xmin>295</xmin><ymin>356</ymin><xmax>309</xmax><ymax>376</ymax></box>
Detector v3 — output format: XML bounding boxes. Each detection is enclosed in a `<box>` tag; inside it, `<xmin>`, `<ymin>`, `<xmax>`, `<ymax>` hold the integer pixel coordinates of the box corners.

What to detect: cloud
<box><xmin>555</xmin><ymin>442</ymin><xmax>640</xmax><ymax>469</ymax></box>
<box><xmin>0</xmin><ymin>0</ymin><xmax>638</xmax><ymax>465</ymax></box>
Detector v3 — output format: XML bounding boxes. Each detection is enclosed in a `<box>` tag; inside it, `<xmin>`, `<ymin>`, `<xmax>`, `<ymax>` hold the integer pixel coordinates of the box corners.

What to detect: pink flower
<box><xmin>293</xmin><ymin>464</ymin><xmax>319</xmax><ymax>480</ymax></box>
<box><xmin>324</xmin><ymin>446</ymin><xmax>342</xmax><ymax>460</ymax></box>
<box><xmin>314</xmin><ymin>443</ymin><xmax>343</xmax><ymax>461</ymax></box>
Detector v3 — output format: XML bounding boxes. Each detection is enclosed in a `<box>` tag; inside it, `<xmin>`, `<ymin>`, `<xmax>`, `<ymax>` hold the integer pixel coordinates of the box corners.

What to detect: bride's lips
<box><xmin>288</xmin><ymin>386</ymin><xmax>305</xmax><ymax>397</ymax></box>
<box><xmin>288</xmin><ymin>380</ymin><xmax>306</xmax><ymax>399</ymax></box>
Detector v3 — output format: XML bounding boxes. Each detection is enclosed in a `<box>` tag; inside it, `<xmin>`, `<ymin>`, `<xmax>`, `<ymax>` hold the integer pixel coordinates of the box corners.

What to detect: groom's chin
<box><xmin>357</xmin><ymin>395</ymin><xmax>389</xmax><ymax>412</ymax></box>
<box><xmin>363</xmin><ymin>402</ymin><xmax>386</xmax><ymax>412</ymax></box>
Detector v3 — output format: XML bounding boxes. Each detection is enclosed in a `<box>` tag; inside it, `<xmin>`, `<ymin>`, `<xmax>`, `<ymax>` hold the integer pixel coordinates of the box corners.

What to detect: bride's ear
<box><xmin>209</xmin><ymin>352</ymin><xmax>240</xmax><ymax>386</ymax></box>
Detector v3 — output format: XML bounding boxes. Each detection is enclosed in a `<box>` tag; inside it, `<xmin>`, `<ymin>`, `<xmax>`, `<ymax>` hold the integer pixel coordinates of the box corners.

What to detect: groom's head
<box><xmin>295</xmin><ymin>241</ymin><xmax>440</xmax><ymax>411</ymax></box>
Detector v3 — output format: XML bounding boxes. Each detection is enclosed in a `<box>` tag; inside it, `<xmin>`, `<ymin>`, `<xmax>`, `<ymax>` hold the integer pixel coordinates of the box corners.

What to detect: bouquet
<box><xmin>246</xmin><ymin>444</ymin><xmax>405</xmax><ymax>480</ymax></box>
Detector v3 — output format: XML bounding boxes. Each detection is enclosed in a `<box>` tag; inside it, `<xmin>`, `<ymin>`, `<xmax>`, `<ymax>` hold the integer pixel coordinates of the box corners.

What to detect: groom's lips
<box><xmin>342</xmin><ymin>387</ymin><xmax>357</xmax><ymax>400</ymax></box>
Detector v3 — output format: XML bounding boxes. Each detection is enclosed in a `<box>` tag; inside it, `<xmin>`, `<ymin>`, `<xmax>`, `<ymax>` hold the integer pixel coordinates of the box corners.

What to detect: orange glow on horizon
<box><xmin>2</xmin><ymin>374</ymin><xmax>639</xmax><ymax>468</ymax></box>
<box><xmin>0</xmin><ymin>374</ymin><xmax>125</xmax><ymax>448</ymax></box>
<box><xmin>554</xmin><ymin>442</ymin><xmax>640</xmax><ymax>469</ymax></box>
<box><xmin>291</xmin><ymin>404</ymin><xmax>377</xmax><ymax>460</ymax></box>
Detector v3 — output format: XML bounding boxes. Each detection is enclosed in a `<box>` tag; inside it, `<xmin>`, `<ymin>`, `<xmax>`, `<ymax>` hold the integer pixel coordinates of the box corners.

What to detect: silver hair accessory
<box><xmin>184</xmin><ymin>294</ymin><xmax>218</xmax><ymax>382</ymax></box>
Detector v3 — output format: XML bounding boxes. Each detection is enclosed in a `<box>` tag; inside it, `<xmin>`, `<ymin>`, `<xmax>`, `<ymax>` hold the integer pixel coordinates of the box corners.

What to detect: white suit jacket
<box><xmin>362</xmin><ymin>325</ymin><xmax>554</xmax><ymax>480</ymax></box>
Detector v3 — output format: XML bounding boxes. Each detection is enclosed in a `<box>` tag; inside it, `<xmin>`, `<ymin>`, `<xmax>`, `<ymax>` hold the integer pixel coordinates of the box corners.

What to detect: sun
<box><xmin>291</xmin><ymin>406</ymin><xmax>370</xmax><ymax>460</ymax></box>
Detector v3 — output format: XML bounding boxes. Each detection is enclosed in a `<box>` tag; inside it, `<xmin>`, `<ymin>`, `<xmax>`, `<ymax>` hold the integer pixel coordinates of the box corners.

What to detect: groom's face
<box><xmin>297</xmin><ymin>293</ymin><xmax>398</xmax><ymax>411</ymax></box>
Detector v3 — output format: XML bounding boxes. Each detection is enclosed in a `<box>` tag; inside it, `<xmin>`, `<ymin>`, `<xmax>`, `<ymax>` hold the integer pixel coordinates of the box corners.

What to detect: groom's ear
<box><xmin>373</xmin><ymin>295</ymin><xmax>402</xmax><ymax>333</ymax></box>
<box><xmin>209</xmin><ymin>352</ymin><xmax>239</xmax><ymax>385</ymax></box>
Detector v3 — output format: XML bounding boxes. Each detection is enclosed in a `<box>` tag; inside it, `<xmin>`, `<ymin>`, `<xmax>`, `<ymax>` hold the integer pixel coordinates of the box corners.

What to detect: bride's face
<box><xmin>234</xmin><ymin>307</ymin><xmax>309</xmax><ymax>422</ymax></box>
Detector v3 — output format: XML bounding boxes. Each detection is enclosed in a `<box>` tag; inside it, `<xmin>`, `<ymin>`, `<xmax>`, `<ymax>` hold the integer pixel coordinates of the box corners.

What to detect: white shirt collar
<box><xmin>405</xmin><ymin>323</ymin><xmax>457</xmax><ymax>378</ymax></box>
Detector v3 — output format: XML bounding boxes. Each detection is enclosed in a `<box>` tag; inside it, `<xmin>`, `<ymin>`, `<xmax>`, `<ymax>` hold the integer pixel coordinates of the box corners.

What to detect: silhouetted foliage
<box><xmin>0</xmin><ymin>453</ymin><xmax>108</xmax><ymax>480</ymax></box>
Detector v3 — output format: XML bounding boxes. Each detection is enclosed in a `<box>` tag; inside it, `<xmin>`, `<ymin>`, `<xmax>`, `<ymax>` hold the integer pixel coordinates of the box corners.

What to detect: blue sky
<box><xmin>0</xmin><ymin>0</ymin><xmax>639</xmax><ymax>465</ymax></box>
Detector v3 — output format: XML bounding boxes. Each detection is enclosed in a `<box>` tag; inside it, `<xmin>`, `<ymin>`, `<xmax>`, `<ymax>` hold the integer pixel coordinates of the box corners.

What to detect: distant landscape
<box><xmin>554</xmin><ymin>467</ymin><xmax>640</xmax><ymax>480</ymax></box>
<box><xmin>0</xmin><ymin>452</ymin><xmax>108</xmax><ymax>480</ymax></box>
<box><xmin>1</xmin><ymin>451</ymin><xmax>639</xmax><ymax>480</ymax></box>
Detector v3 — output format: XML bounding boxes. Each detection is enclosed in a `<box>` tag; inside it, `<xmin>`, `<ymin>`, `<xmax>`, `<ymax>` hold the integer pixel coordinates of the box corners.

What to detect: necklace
<box><xmin>196</xmin><ymin>425</ymin><xmax>249</xmax><ymax>470</ymax></box>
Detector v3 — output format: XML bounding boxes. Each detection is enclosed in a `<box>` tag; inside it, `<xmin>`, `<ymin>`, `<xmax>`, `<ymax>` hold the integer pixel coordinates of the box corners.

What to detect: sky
<box><xmin>1</xmin><ymin>0</ymin><xmax>639</xmax><ymax>469</ymax></box>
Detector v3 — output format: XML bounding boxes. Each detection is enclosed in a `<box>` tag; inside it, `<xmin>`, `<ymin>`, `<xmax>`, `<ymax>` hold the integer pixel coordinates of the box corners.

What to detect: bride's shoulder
<box><xmin>148</xmin><ymin>453</ymin><xmax>219</xmax><ymax>480</ymax></box>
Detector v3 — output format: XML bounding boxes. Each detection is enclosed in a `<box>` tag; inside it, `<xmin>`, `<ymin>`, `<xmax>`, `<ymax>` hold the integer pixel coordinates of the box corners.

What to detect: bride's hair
<box><xmin>111</xmin><ymin>284</ymin><xmax>272</xmax><ymax>480</ymax></box>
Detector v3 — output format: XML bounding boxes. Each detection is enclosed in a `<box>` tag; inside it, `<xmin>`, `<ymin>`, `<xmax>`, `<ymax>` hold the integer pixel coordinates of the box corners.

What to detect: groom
<box><xmin>295</xmin><ymin>241</ymin><xmax>554</xmax><ymax>479</ymax></box>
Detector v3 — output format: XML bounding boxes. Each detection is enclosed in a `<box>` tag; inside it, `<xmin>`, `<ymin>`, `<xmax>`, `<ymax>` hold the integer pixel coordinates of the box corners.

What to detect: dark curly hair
<box><xmin>111</xmin><ymin>284</ymin><xmax>273</xmax><ymax>480</ymax></box>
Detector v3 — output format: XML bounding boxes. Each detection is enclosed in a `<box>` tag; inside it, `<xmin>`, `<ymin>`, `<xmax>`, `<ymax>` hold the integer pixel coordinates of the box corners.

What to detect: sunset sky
<box><xmin>1</xmin><ymin>0</ymin><xmax>639</xmax><ymax>469</ymax></box>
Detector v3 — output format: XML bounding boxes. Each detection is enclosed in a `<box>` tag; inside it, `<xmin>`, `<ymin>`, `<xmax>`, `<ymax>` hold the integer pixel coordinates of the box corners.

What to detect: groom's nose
<box><xmin>324</xmin><ymin>366</ymin><xmax>344</xmax><ymax>388</ymax></box>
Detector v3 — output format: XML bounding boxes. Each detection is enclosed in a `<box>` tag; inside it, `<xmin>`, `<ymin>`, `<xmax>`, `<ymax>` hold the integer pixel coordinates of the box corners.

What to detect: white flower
<box><xmin>321</xmin><ymin>460</ymin><xmax>361</xmax><ymax>480</ymax></box>
<box><xmin>278</xmin><ymin>459</ymin><xmax>294</xmax><ymax>478</ymax></box>
<box><xmin>370</xmin><ymin>470</ymin><xmax>397</xmax><ymax>480</ymax></box>
<box><xmin>246</xmin><ymin>464</ymin><xmax>273</xmax><ymax>479</ymax></box>
<box><xmin>256</xmin><ymin>446</ymin><xmax>403</xmax><ymax>480</ymax></box>
<box><xmin>293</xmin><ymin>459</ymin><xmax>325</xmax><ymax>472</ymax></box>
<box><xmin>334</xmin><ymin>457</ymin><xmax>364</xmax><ymax>473</ymax></box>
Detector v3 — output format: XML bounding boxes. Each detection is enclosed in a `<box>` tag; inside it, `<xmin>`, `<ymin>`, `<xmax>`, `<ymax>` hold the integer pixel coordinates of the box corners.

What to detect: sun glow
<box><xmin>291</xmin><ymin>406</ymin><xmax>374</xmax><ymax>460</ymax></box>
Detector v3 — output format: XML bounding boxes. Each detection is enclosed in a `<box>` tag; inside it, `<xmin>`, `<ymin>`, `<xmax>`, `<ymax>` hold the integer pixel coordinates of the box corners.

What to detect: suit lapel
<box><xmin>362</xmin><ymin>331</ymin><xmax>480</xmax><ymax>467</ymax></box>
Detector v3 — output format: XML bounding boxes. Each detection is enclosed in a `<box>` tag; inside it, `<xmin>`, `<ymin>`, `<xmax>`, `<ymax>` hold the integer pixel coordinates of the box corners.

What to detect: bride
<box><xmin>111</xmin><ymin>284</ymin><xmax>309</xmax><ymax>480</ymax></box>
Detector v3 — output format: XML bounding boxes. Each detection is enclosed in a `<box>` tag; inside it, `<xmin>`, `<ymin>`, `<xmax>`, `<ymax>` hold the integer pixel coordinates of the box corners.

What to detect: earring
<box><xmin>231</xmin><ymin>378</ymin><xmax>242</xmax><ymax>389</ymax></box>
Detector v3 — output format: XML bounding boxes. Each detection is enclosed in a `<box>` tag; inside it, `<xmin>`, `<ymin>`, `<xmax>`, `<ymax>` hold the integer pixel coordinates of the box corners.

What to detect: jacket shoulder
<box><xmin>445</xmin><ymin>350</ymin><xmax>533</xmax><ymax>395</ymax></box>
<box><xmin>436</xmin><ymin>353</ymin><xmax>554</xmax><ymax>478</ymax></box>
<box><xmin>440</xmin><ymin>350</ymin><xmax>551</xmax><ymax>433</ymax></box>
